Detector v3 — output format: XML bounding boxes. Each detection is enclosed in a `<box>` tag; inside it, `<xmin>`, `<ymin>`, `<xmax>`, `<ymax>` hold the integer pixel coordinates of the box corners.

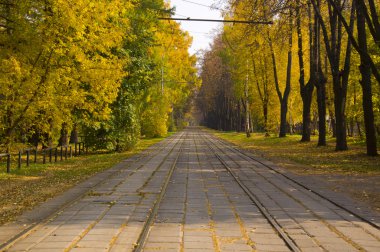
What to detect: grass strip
<box><xmin>209</xmin><ymin>130</ymin><xmax>380</xmax><ymax>175</ymax></box>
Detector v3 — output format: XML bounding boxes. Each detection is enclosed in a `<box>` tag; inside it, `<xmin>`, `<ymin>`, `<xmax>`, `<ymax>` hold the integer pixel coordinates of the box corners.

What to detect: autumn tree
<box><xmin>310</xmin><ymin>0</ymin><xmax>378</xmax><ymax>154</ymax></box>
<box><xmin>296</xmin><ymin>0</ymin><xmax>315</xmax><ymax>142</ymax></box>
<box><xmin>270</xmin><ymin>12</ymin><xmax>293</xmax><ymax>138</ymax></box>
<box><xmin>0</xmin><ymin>0</ymin><xmax>199</xmax><ymax>152</ymax></box>
<box><xmin>0</xmin><ymin>0</ymin><xmax>129</xmax><ymax>151</ymax></box>
<box><xmin>199</xmin><ymin>0</ymin><xmax>378</xmax><ymax>155</ymax></box>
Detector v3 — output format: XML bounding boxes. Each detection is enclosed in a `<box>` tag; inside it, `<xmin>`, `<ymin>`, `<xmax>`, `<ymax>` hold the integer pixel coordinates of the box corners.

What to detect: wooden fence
<box><xmin>0</xmin><ymin>142</ymin><xmax>86</xmax><ymax>173</ymax></box>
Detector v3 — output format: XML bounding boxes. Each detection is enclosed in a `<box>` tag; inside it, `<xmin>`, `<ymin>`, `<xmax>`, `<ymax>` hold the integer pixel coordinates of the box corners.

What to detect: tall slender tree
<box><xmin>310</xmin><ymin>0</ymin><xmax>328</xmax><ymax>146</ymax></box>
<box><xmin>270</xmin><ymin>13</ymin><xmax>293</xmax><ymax>137</ymax></box>
<box><xmin>313</xmin><ymin>0</ymin><xmax>356</xmax><ymax>150</ymax></box>
<box><xmin>356</xmin><ymin>0</ymin><xmax>378</xmax><ymax>155</ymax></box>
<box><xmin>296</xmin><ymin>0</ymin><xmax>315</xmax><ymax>142</ymax></box>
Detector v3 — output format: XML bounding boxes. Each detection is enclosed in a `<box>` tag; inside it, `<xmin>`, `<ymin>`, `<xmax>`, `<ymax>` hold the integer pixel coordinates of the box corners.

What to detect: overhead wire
<box><xmin>178</xmin><ymin>0</ymin><xmax>225</xmax><ymax>11</ymax></box>
<box><xmin>166</xmin><ymin>0</ymin><xmax>272</xmax><ymax>54</ymax></box>
<box><xmin>173</xmin><ymin>13</ymin><xmax>190</xmax><ymax>18</ymax></box>
<box><xmin>187</xmin><ymin>30</ymin><xmax>212</xmax><ymax>35</ymax></box>
<box><xmin>159</xmin><ymin>17</ymin><xmax>272</xmax><ymax>24</ymax></box>
<box><xmin>174</xmin><ymin>0</ymin><xmax>269</xmax><ymax>25</ymax></box>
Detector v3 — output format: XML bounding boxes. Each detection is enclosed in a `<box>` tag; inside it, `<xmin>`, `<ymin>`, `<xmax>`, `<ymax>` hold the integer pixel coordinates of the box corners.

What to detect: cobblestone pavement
<box><xmin>1</xmin><ymin>128</ymin><xmax>379</xmax><ymax>251</ymax></box>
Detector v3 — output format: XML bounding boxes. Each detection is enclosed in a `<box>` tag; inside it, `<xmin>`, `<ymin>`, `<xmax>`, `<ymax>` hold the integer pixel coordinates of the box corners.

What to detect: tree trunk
<box><xmin>47</xmin><ymin>118</ymin><xmax>53</xmax><ymax>147</ymax></box>
<box><xmin>249</xmin><ymin>112</ymin><xmax>254</xmax><ymax>133</ymax></box>
<box><xmin>312</xmin><ymin>0</ymin><xmax>327</xmax><ymax>146</ymax></box>
<box><xmin>245</xmin><ymin>102</ymin><xmax>251</xmax><ymax>137</ymax></box>
<box><xmin>270</xmin><ymin>13</ymin><xmax>292</xmax><ymax>138</ymax></box>
<box><xmin>330</xmin><ymin>109</ymin><xmax>336</xmax><ymax>137</ymax></box>
<box><xmin>301</xmin><ymin>92</ymin><xmax>313</xmax><ymax>141</ymax></box>
<box><xmin>349</xmin><ymin>118</ymin><xmax>354</xmax><ymax>137</ymax></box>
<box><xmin>334</xmin><ymin>90</ymin><xmax>348</xmax><ymax>149</ymax></box>
<box><xmin>299</xmin><ymin>1</ymin><xmax>314</xmax><ymax>142</ymax></box>
<box><xmin>289</xmin><ymin>113</ymin><xmax>293</xmax><ymax>135</ymax></box>
<box><xmin>263</xmin><ymin>104</ymin><xmax>269</xmax><ymax>136</ymax></box>
<box><xmin>70</xmin><ymin>123</ymin><xmax>79</xmax><ymax>144</ymax></box>
<box><xmin>331</xmin><ymin>1</ymin><xmax>355</xmax><ymax>151</ymax></box>
<box><xmin>359</xmin><ymin>65</ymin><xmax>377</xmax><ymax>155</ymax></box>
<box><xmin>356</xmin><ymin>117</ymin><xmax>362</xmax><ymax>138</ymax></box>
<box><xmin>312</xmin><ymin>110</ymin><xmax>318</xmax><ymax>135</ymax></box>
<box><xmin>316</xmin><ymin>74</ymin><xmax>327</xmax><ymax>146</ymax></box>
<box><xmin>59</xmin><ymin>123</ymin><xmax>68</xmax><ymax>146</ymax></box>
<box><xmin>357</xmin><ymin>0</ymin><xmax>378</xmax><ymax>156</ymax></box>
<box><xmin>281</xmin><ymin>24</ymin><xmax>292</xmax><ymax>138</ymax></box>
<box><xmin>29</xmin><ymin>128</ymin><xmax>40</xmax><ymax>149</ymax></box>
<box><xmin>279</xmin><ymin>100</ymin><xmax>288</xmax><ymax>137</ymax></box>
<box><xmin>252</xmin><ymin>55</ymin><xmax>269</xmax><ymax>136</ymax></box>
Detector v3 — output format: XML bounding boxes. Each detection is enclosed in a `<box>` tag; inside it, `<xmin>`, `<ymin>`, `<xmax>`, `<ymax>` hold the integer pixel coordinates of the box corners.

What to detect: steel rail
<box><xmin>203</xmin><ymin>133</ymin><xmax>377</xmax><ymax>249</ymax></box>
<box><xmin>0</xmin><ymin>133</ymin><xmax>183</xmax><ymax>251</ymax></box>
<box><xmin>208</xmin><ymin>132</ymin><xmax>380</xmax><ymax>231</ymax></box>
<box><xmin>199</xmin><ymin>132</ymin><xmax>301</xmax><ymax>252</ymax></box>
<box><xmin>133</xmin><ymin>131</ymin><xmax>187</xmax><ymax>252</ymax></box>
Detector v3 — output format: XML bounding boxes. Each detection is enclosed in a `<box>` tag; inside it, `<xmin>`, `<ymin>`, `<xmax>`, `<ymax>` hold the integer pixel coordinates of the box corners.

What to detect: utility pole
<box><xmin>161</xmin><ymin>66</ymin><xmax>164</xmax><ymax>95</ymax></box>
<box><xmin>245</xmin><ymin>58</ymin><xmax>251</xmax><ymax>137</ymax></box>
<box><xmin>161</xmin><ymin>51</ymin><xmax>166</xmax><ymax>95</ymax></box>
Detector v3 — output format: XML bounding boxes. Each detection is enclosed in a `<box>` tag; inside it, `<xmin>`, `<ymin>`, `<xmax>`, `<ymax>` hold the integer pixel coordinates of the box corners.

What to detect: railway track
<box><xmin>2</xmin><ymin>128</ymin><xmax>379</xmax><ymax>251</ymax></box>
<box><xmin>132</xmin><ymin>132</ymin><xmax>186</xmax><ymax>252</ymax></box>
<box><xmin>200</xmin><ymin>129</ymin><xmax>380</xmax><ymax>251</ymax></box>
<box><xmin>1</xmin><ymin>132</ymin><xmax>186</xmax><ymax>252</ymax></box>
<box><xmin>207</xmin><ymin>132</ymin><xmax>380</xmax><ymax>229</ymax></box>
<box><xmin>200</xmin><ymin>132</ymin><xmax>300</xmax><ymax>252</ymax></box>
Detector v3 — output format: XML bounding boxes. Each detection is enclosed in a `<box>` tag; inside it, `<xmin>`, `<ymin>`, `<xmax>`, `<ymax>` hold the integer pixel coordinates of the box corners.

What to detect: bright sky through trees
<box><xmin>167</xmin><ymin>0</ymin><xmax>223</xmax><ymax>55</ymax></box>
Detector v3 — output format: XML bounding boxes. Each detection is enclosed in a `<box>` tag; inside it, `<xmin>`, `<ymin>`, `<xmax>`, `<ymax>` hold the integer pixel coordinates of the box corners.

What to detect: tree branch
<box><xmin>318</xmin><ymin>0</ymin><xmax>380</xmax><ymax>84</ymax></box>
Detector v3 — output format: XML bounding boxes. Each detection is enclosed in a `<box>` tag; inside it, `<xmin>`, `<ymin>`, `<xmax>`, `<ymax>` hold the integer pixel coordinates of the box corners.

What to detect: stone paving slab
<box><xmin>0</xmin><ymin>133</ymin><xmax>184</xmax><ymax>251</ymax></box>
<box><xmin>1</xmin><ymin>129</ymin><xmax>380</xmax><ymax>252</ymax></box>
<box><xmin>205</xmin><ymin>131</ymin><xmax>380</xmax><ymax>251</ymax></box>
<box><xmin>0</xmin><ymin>139</ymin><xmax>174</xmax><ymax>248</ymax></box>
<box><xmin>227</xmin><ymin>140</ymin><xmax>380</xmax><ymax>227</ymax></box>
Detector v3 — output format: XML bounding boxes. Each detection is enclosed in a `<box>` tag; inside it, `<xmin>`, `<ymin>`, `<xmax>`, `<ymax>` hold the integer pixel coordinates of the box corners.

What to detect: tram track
<box><xmin>208</xmin><ymin>132</ymin><xmax>380</xmax><ymax>230</ymax></box>
<box><xmin>198</xmin><ymin>131</ymin><xmax>301</xmax><ymax>252</ymax></box>
<box><xmin>206</xmin><ymin>132</ymin><xmax>380</xmax><ymax>229</ymax></box>
<box><xmin>132</xmin><ymin>131</ymin><xmax>187</xmax><ymax>252</ymax></box>
<box><xmin>1</xmin><ymin>132</ymin><xmax>185</xmax><ymax>252</ymax></box>
<box><xmin>201</xmin><ymin>129</ymin><xmax>380</xmax><ymax>251</ymax></box>
<box><xmin>2</xmin><ymin>128</ymin><xmax>379</xmax><ymax>251</ymax></box>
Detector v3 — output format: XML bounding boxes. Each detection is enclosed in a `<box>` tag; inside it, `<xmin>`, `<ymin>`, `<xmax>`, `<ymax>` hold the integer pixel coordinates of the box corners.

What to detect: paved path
<box><xmin>1</xmin><ymin>128</ymin><xmax>379</xmax><ymax>251</ymax></box>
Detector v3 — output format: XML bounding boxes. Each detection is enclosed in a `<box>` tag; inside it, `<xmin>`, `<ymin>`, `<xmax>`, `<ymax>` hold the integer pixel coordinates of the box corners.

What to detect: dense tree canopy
<box><xmin>2</xmin><ymin>0</ymin><xmax>379</xmax><ymax>156</ymax></box>
<box><xmin>197</xmin><ymin>0</ymin><xmax>380</xmax><ymax>156</ymax></box>
<box><xmin>0</xmin><ymin>0</ymin><xmax>199</xmax><ymax>152</ymax></box>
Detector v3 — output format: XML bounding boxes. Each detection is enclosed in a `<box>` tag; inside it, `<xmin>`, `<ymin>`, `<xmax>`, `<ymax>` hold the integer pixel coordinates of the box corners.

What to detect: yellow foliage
<box><xmin>0</xmin><ymin>0</ymin><xmax>132</xmax><ymax>149</ymax></box>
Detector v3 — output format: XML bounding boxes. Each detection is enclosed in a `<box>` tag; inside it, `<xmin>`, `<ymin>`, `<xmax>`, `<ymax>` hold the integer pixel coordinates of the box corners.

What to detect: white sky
<box><xmin>166</xmin><ymin>0</ymin><xmax>224</xmax><ymax>55</ymax></box>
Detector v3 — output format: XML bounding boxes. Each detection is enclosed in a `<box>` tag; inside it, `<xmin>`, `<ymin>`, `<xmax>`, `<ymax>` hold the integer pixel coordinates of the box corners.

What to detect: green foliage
<box><xmin>0</xmin><ymin>0</ymin><xmax>129</xmax><ymax>151</ymax></box>
<box><xmin>141</xmin><ymin>90</ymin><xmax>170</xmax><ymax>137</ymax></box>
<box><xmin>0</xmin><ymin>0</ymin><xmax>199</xmax><ymax>152</ymax></box>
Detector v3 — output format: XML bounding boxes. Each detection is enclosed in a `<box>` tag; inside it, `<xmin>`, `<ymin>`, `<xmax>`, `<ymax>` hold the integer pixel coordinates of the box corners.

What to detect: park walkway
<box><xmin>0</xmin><ymin>128</ymin><xmax>379</xmax><ymax>251</ymax></box>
